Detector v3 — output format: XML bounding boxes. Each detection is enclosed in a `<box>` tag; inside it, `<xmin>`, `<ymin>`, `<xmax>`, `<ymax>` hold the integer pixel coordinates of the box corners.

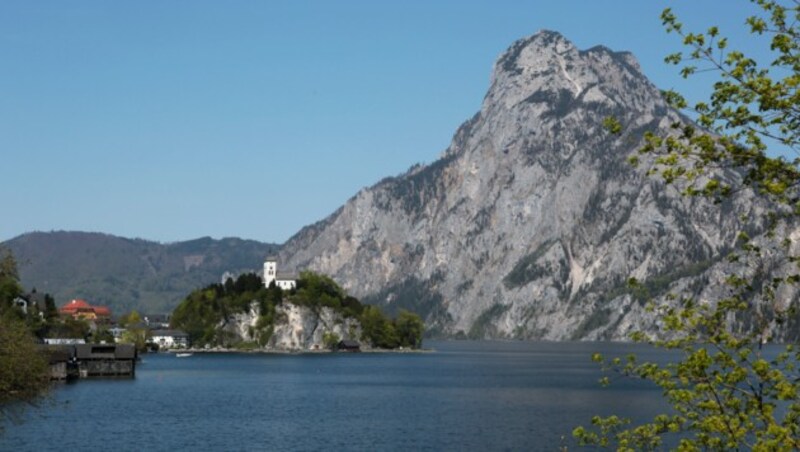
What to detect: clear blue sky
<box><xmin>0</xmin><ymin>1</ymin><xmax>771</xmax><ymax>244</ymax></box>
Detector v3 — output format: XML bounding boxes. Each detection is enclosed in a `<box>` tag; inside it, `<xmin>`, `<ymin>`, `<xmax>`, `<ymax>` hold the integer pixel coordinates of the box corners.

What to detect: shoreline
<box><xmin>159</xmin><ymin>347</ymin><xmax>434</xmax><ymax>355</ymax></box>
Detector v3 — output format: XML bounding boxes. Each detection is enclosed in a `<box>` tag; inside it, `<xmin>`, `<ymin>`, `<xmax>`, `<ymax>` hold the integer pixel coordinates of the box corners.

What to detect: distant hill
<box><xmin>3</xmin><ymin>231</ymin><xmax>279</xmax><ymax>315</ymax></box>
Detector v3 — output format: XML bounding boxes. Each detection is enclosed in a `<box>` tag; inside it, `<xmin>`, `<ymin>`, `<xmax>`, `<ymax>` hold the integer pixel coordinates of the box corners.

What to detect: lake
<box><xmin>2</xmin><ymin>341</ymin><xmax>672</xmax><ymax>451</ymax></box>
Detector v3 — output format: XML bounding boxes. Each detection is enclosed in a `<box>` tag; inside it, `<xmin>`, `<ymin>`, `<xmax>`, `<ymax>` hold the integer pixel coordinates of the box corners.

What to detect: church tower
<box><xmin>263</xmin><ymin>257</ymin><xmax>277</xmax><ymax>288</ymax></box>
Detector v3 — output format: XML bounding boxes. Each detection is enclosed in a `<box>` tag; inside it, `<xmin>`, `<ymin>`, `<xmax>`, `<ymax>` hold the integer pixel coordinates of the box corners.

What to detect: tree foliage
<box><xmin>395</xmin><ymin>309</ymin><xmax>425</xmax><ymax>349</ymax></box>
<box><xmin>43</xmin><ymin>294</ymin><xmax>58</xmax><ymax>320</ymax></box>
<box><xmin>0</xmin><ymin>247</ymin><xmax>20</xmax><ymax>282</ymax></box>
<box><xmin>44</xmin><ymin>317</ymin><xmax>91</xmax><ymax>340</ymax></box>
<box><xmin>0</xmin><ymin>248</ymin><xmax>22</xmax><ymax>308</ymax></box>
<box><xmin>360</xmin><ymin>305</ymin><xmax>398</xmax><ymax>348</ymax></box>
<box><xmin>624</xmin><ymin>0</ymin><xmax>800</xmax><ymax>204</ymax></box>
<box><xmin>322</xmin><ymin>331</ymin><xmax>340</xmax><ymax>350</ymax></box>
<box><xmin>90</xmin><ymin>327</ymin><xmax>116</xmax><ymax>344</ymax></box>
<box><xmin>117</xmin><ymin>310</ymin><xmax>142</xmax><ymax>328</ymax></box>
<box><xmin>0</xmin><ymin>248</ymin><xmax>49</xmax><ymax>433</ymax></box>
<box><xmin>113</xmin><ymin>309</ymin><xmax>151</xmax><ymax>350</ymax></box>
<box><xmin>171</xmin><ymin>272</ymin><xmax>280</xmax><ymax>347</ymax></box>
<box><xmin>293</xmin><ymin>271</ymin><xmax>347</xmax><ymax>310</ymax></box>
<box><xmin>0</xmin><ymin>314</ymin><xmax>50</xmax><ymax>433</ymax></box>
<box><xmin>359</xmin><ymin>306</ymin><xmax>424</xmax><ymax>349</ymax></box>
<box><xmin>576</xmin><ymin>1</ymin><xmax>800</xmax><ymax>450</ymax></box>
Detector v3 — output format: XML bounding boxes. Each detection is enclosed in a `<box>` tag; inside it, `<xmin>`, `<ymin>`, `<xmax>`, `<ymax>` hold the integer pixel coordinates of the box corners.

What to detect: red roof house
<box><xmin>59</xmin><ymin>299</ymin><xmax>112</xmax><ymax>320</ymax></box>
<box><xmin>60</xmin><ymin>299</ymin><xmax>91</xmax><ymax>313</ymax></box>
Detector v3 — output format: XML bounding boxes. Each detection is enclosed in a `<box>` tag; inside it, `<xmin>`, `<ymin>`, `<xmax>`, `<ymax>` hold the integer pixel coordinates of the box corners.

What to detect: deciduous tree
<box><xmin>395</xmin><ymin>310</ymin><xmax>425</xmax><ymax>349</ymax></box>
<box><xmin>0</xmin><ymin>248</ymin><xmax>49</xmax><ymax>434</ymax></box>
<box><xmin>0</xmin><ymin>314</ymin><xmax>49</xmax><ymax>433</ymax></box>
<box><xmin>575</xmin><ymin>1</ymin><xmax>800</xmax><ymax>449</ymax></box>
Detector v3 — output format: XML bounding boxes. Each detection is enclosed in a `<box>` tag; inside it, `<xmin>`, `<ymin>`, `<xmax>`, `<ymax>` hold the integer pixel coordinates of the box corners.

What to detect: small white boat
<box><xmin>175</xmin><ymin>353</ymin><xmax>194</xmax><ymax>358</ymax></box>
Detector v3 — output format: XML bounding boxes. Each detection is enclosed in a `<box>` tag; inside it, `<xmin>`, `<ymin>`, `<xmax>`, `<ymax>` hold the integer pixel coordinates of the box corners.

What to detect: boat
<box><xmin>175</xmin><ymin>352</ymin><xmax>194</xmax><ymax>358</ymax></box>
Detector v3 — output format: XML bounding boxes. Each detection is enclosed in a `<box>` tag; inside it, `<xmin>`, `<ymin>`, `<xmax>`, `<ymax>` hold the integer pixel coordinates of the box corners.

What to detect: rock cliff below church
<box><xmin>221</xmin><ymin>301</ymin><xmax>362</xmax><ymax>351</ymax></box>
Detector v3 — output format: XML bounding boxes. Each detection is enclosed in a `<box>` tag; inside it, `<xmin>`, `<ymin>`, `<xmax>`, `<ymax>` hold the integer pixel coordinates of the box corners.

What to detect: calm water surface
<box><xmin>3</xmin><ymin>341</ymin><xmax>672</xmax><ymax>451</ymax></box>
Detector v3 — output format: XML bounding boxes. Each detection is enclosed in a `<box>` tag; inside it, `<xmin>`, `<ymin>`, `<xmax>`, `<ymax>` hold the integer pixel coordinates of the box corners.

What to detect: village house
<box><xmin>143</xmin><ymin>314</ymin><xmax>171</xmax><ymax>329</ymax></box>
<box><xmin>149</xmin><ymin>329</ymin><xmax>190</xmax><ymax>349</ymax></box>
<box><xmin>263</xmin><ymin>257</ymin><xmax>297</xmax><ymax>290</ymax></box>
<box><xmin>59</xmin><ymin>299</ymin><xmax>112</xmax><ymax>321</ymax></box>
<box><xmin>12</xmin><ymin>291</ymin><xmax>48</xmax><ymax>316</ymax></box>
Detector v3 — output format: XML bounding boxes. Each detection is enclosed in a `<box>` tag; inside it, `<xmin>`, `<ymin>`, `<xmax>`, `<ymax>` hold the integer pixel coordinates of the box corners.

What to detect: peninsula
<box><xmin>170</xmin><ymin>258</ymin><xmax>424</xmax><ymax>352</ymax></box>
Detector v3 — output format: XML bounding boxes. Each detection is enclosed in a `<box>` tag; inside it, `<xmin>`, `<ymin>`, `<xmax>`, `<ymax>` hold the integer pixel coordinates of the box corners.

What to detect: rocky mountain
<box><xmin>3</xmin><ymin>231</ymin><xmax>278</xmax><ymax>315</ymax></box>
<box><xmin>278</xmin><ymin>30</ymin><xmax>784</xmax><ymax>340</ymax></box>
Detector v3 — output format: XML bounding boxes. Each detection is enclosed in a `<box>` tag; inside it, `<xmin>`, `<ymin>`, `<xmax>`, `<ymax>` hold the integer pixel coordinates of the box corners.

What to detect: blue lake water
<box><xmin>2</xmin><ymin>341</ymin><xmax>673</xmax><ymax>451</ymax></box>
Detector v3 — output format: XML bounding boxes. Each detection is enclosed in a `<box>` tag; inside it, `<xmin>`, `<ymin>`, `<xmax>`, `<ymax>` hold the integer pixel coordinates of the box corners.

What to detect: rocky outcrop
<box><xmin>221</xmin><ymin>302</ymin><xmax>361</xmax><ymax>351</ymax></box>
<box><xmin>277</xmin><ymin>31</ymin><xmax>797</xmax><ymax>340</ymax></box>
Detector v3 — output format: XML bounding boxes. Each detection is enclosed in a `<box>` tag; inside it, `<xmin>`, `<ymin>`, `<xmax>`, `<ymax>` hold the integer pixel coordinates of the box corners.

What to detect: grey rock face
<box><xmin>279</xmin><ymin>31</ymin><xmax>790</xmax><ymax>340</ymax></box>
<box><xmin>221</xmin><ymin>302</ymin><xmax>361</xmax><ymax>351</ymax></box>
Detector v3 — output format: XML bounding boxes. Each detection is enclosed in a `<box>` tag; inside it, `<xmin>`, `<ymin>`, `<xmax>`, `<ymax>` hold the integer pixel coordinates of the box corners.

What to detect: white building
<box><xmin>44</xmin><ymin>338</ymin><xmax>86</xmax><ymax>345</ymax></box>
<box><xmin>149</xmin><ymin>330</ymin><xmax>190</xmax><ymax>349</ymax></box>
<box><xmin>109</xmin><ymin>326</ymin><xmax>127</xmax><ymax>341</ymax></box>
<box><xmin>263</xmin><ymin>257</ymin><xmax>297</xmax><ymax>290</ymax></box>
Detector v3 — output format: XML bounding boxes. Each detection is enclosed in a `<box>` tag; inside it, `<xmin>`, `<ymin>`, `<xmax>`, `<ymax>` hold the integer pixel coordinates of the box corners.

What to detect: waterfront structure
<box><xmin>263</xmin><ymin>257</ymin><xmax>297</xmax><ymax>290</ymax></box>
<box><xmin>74</xmin><ymin>344</ymin><xmax>137</xmax><ymax>377</ymax></box>
<box><xmin>149</xmin><ymin>329</ymin><xmax>190</xmax><ymax>349</ymax></box>
<box><xmin>40</xmin><ymin>343</ymin><xmax>137</xmax><ymax>380</ymax></box>
<box><xmin>43</xmin><ymin>346</ymin><xmax>74</xmax><ymax>380</ymax></box>
<box><xmin>337</xmin><ymin>340</ymin><xmax>361</xmax><ymax>352</ymax></box>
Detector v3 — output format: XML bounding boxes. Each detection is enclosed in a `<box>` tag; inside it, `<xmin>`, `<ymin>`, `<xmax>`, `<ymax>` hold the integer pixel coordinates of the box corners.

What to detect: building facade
<box><xmin>59</xmin><ymin>299</ymin><xmax>112</xmax><ymax>321</ymax></box>
<box><xmin>263</xmin><ymin>257</ymin><xmax>297</xmax><ymax>290</ymax></box>
<box><xmin>149</xmin><ymin>330</ymin><xmax>190</xmax><ymax>349</ymax></box>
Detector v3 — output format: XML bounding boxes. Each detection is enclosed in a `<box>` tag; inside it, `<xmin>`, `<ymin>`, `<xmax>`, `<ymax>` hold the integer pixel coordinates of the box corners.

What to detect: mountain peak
<box><xmin>495</xmin><ymin>30</ymin><xmax>576</xmax><ymax>76</ymax></box>
<box><xmin>484</xmin><ymin>30</ymin><xmax>659</xmax><ymax>123</ymax></box>
<box><xmin>273</xmin><ymin>30</ymin><xmax>767</xmax><ymax>341</ymax></box>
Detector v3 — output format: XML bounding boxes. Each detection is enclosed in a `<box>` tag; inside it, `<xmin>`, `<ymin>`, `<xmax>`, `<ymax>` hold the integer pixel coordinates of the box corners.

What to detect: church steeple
<box><xmin>263</xmin><ymin>256</ymin><xmax>277</xmax><ymax>288</ymax></box>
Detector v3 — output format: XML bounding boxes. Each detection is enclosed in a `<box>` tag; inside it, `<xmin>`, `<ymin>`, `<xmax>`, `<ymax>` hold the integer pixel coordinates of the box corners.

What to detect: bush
<box><xmin>322</xmin><ymin>331</ymin><xmax>340</xmax><ymax>350</ymax></box>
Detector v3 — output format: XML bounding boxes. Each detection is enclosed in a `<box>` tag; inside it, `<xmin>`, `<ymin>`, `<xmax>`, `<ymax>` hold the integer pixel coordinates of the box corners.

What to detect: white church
<box><xmin>263</xmin><ymin>257</ymin><xmax>297</xmax><ymax>290</ymax></box>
